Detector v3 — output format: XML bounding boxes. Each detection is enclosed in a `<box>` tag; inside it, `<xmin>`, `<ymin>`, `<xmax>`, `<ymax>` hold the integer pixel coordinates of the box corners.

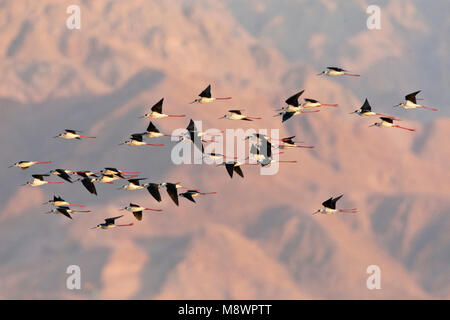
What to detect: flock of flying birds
<box><xmin>9</xmin><ymin>66</ymin><xmax>438</xmax><ymax>229</ymax></box>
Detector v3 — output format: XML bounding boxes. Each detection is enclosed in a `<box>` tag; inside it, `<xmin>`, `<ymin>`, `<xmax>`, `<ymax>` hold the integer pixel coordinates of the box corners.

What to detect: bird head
<box><xmin>91</xmin><ymin>225</ymin><xmax>101</xmax><ymax>229</ymax></box>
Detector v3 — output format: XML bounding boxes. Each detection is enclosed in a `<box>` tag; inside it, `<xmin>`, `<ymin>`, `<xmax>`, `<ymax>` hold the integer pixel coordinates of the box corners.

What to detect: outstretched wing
<box><xmin>285</xmin><ymin>90</ymin><xmax>304</xmax><ymax>107</ymax></box>
<box><xmin>327</xmin><ymin>67</ymin><xmax>346</xmax><ymax>72</ymax></box>
<box><xmin>228</xmin><ymin>109</ymin><xmax>242</xmax><ymax>115</ymax></box>
<box><xmin>181</xmin><ymin>192</ymin><xmax>196</xmax><ymax>203</ymax></box>
<box><xmin>304</xmin><ymin>98</ymin><xmax>318</xmax><ymax>103</ymax></box>
<box><xmin>56</xmin><ymin>169</ymin><xmax>73</xmax><ymax>183</ymax></box>
<box><xmin>81</xmin><ymin>178</ymin><xmax>97</xmax><ymax>195</ymax></box>
<box><xmin>330</xmin><ymin>194</ymin><xmax>344</xmax><ymax>209</ymax></box>
<box><xmin>282</xmin><ymin>112</ymin><xmax>295</xmax><ymax>123</ymax></box>
<box><xmin>361</xmin><ymin>98</ymin><xmax>372</xmax><ymax>112</ymax></box>
<box><xmin>233</xmin><ymin>165</ymin><xmax>244</xmax><ymax>178</ymax></box>
<box><xmin>199</xmin><ymin>85</ymin><xmax>211</xmax><ymax>98</ymax></box>
<box><xmin>380</xmin><ymin>116</ymin><xmax>393</xmax><ymax>124</ymax></box>
<box><xmin>56</xmin><ymin>207</ymin><xmax>72</xmax><ymax>219</ymax></box>
<box><xmin>322</xmin><ymin>197</ymin><xmax>334</xmax><ymax>209</ymax></box>
<box><xmin>186</xmin><ymin>119</ymin><xmax>197</xmax><ymax>132</ymax></box>
<box><xmin>165</xmin><ymin>183</ymin><xmax>179</xmax><ymax>206</ymax></box>
<box><xmin>105</xmin><ymin>215</ymin><xmax>123</xmax><ymax>224</ymax></box>
<box><xmin>405</xmin><ymin>90</ymin><xmax>421</xmax><ymax>104</ymax></box>
<box><xmin>151</xmin><ymin>98</ymin><xmax>164</xmax><ymax>113</ymax></box>
<box><xmin>133</xmin><ymin>211</ymin><xmax>143</xmax><ymax>221</ymax></box>
<box><xmin>146</xmin><ymin>121</ymin><xmax>160</xmax><ymax>133</ymax></box>
<box><xmin>146</xmin><ymin>183</ymin><xmax>162</xmax><ymax>202</ymax></box>
<box><xmin>225</xmin><ymin>163</ymin><xmax>235</xmax><ymax>178</ymax></box>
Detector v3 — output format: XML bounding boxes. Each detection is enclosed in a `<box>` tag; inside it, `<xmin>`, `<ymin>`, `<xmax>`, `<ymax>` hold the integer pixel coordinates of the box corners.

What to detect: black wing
<box><xmin>81</xmin><ymin>178</ymin><xmax>97</xmax><ymax>195</ymax></box>
<box><xmin>321</xmin><ymin>197</ymin><xmax>334</xmax><ymax>209</ymax></box>
<box><xmin>65</xmin><ymin>129</ymin><xmax>79</xmax><ymax>134</ymax></box>
<box><xmin>228</xmin><ymin>109</ymin><xmax>242</xmax><ymax>115</ymax></box>
<box><xmin>133</xmin><ymin>211</ymin><xmax>143</xmax><ymax>221</ymax></box>
<box><xmin>199</xmin><ymin>85</ymin><xmax>211</xmax><ymax>98</ymax></box>
<box><xmin>361</xmin><ymin>98</ymin><xmax>372</xmax><ymax>112</ymax></box>
<box><xmin>104</xmin><ymin>167</ymin><xmax>119</xmax><ymax>173</ymax></box>
<box><xmin>405</xmin><ymin>90</ymin><xmax>420</xmax><ymax>104</ymax></box>
<box><xmin>128</xmin><ymin>178</ymin><xmax>146</xmax><ymax>185</ymax></box>
<box><xmin>225</xmin><ymin>163</ymin><xmax>235</xmax><ymax>178</ymax></box>
<box><xmin>181</xmin><ymin>192</ymin><xmax>196</xmax><ymax>203</ymax></box>
<box><xmin>190</xmin><ymin>131</ymin><xmax>204</xmax><ymax>153</ymax></box>
<box><xmin>233</xmin><ymin>165</ymin><xmax>244</xmax><ymax>178</ymax></box>
<box><xmin>281</xmin><ymin>136</ymin><xmax>295</xmax><ymax>144</ymax></box>
<box><xmin>151</xmin><ymin>98</ymin><xmax>164</xmax><ymax>113</ymax></box>
<box><xmin>131</xmin><ymin>133</ymin><xmax>144</xmax><ymax>142</ymax></box>
<box><xmin>56</xmin><ymin>207</ymin><xmax>72</xmax><ymax>219</ymax></box>
<box><xmin>282</xmin><ymin>112</ymin><xmax>295</xmax><ymax>123</ymax></box>
<box><xmin>105</xmin><ymin>215</ymin><xmax>123</xmax><ymax>224</ymax></box>
<box><xmin>165</xmin><ymin>183</ymin><xmax>179</xmax><ymax>206</ymax></box>
<box><xmin>380</xmin><ymin>116</ymin><xmax>393</xmax><ymax>124</ymax></box>
<box><xmin>327</xmin><ymin>67</ymin><xmax>346</xmax><ymax>72</ymax></box>
<box><xmin>304</xmin><ymin>98</ymin><xmax>318</xmax><ymax>103</ymax></box>
<box><xmin>146</xmin><ymin>183</ymin><xmax>162</xmax><ymax>202</ymax></box>
<box><xmin>285</xmin><ymin>90</ymin><xmax>304</xmax><ymax>107</ymax></box>
<box><xmin>330</xmin><ymin>195</ymin><xmax>344</xmax><ymax>209</ymax></box>
<box><xmin>146</xmin><ymin>121</ymin><xmax>160</xmax><ymax>133</ymax></box>
<box><xmin>54</xmin><ymin>195</ymin><xmax>64</xmax><ymax>201</ymax></box>
<box><xmin>32</xmin><ymin>174</ymin><xmax>49</xmax><ymax>180</ymax></box>
<box><xmin>55</xmin><ymin>169</ymin><xmax>73</xmax><ymax>183</ymax></box>
<box><xmin>186</xmin><ymin>119</ymin><xmax>197</xmax><ymax>132</ymax></box>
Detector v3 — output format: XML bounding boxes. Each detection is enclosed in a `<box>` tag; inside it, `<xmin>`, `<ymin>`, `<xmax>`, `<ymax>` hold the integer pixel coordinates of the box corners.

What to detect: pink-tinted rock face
<box><xmin>0</xmin><ymin>1</ymin><xmax>448</xmax><ymax>299</ymax></box>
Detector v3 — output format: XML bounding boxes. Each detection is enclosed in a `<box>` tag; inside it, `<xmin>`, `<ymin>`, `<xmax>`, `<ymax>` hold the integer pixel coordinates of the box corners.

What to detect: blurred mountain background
<box><xmin>0</xmin><ymin>0</ymin><xmax>449</xmax><ymax>299</ymax></box>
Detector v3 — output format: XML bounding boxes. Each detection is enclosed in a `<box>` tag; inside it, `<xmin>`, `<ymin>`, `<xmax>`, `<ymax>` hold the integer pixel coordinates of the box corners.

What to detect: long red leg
<box><xmin>421</xmin><ymin>105</ymin><xmax>438</xmax><ymax>111</ymax></box>
<box><xmin>375</xmin><ymin>113</ymin><xmax>395</xmax><ymax>118</ymax></box>
<box><xmin>47</xmin><ymin>181</ymin><xmax>64</xmax><ymax>184</ymax></box>
<box><xmin>72</xmin><ymin>210</ymin><xmax>91</xmax><ymax>213</ymax></box>
<box><xmin>301</xmin><ymin>110</ymin><xmax>320</xmax><ymax>114</ymax></box>
<box><xmin>246</xmin><ymin>116</ymin><xmax>262</xmax><ymax>120</ymax></box>
<box><xmin>279</xmin><ymin>160</ymin><xmax>297</xmax><ymax>163</ymax></box>
<box><xmin>36</xmin><ymin>161</ymin><xmax>52</xmax><ymax>164</ymax></box>
<box><xmin>121</xmin><ymin>171</ymin><xmax>140</xmax><ymax>174</ymax></box>
<box><xmin>394</xmin><ymin>125</ymin><xmax>415</xmax><ymax>131</ymax></box>
<box><xmin>68</xmin><ymin>203</ymin><xmax>85</xmax><ymax>207</ymax></box>
<box><xmin>296</xmin><ymin>145</ymin><xmax>314</xmax><ymax>148</ymax></box>
<box><xmin>145</xmin><ymin>208</ymin><xmax>163</xmax><ymax>212</ymax></box>
<box><xmin>168</xmin><ymin>114</ymin><xmax>186</xmax><ymax>117</ymax></box>
<box><xmin>145</xmin><ymin>143</ymin><xmax>165</xmax><ymax>146</ymax></box>
<box><xmin>117</xmin><ymin>223</ymin><xmax>134</xmax><ymax>227</ymax></box>
<box><xmin>216</xmin><ymin>97</ymin><xmax>232</xmax><ymax>100</ymax></box>
<box><xmin>338</xmin><ymin>208</ymin><xmax>358</xmax><ymax>213</ymax></box>
<box><xmin>79</xmin><ymin>136</ymin><xmax>96</xmax><ymax>138</ymax></box>
<box><xmin>321</xmin><ymin>104</ymin><xmax>338</xmax><ymax>107</ymax></box>
<box><xmin>343</xmin><ymin>73</ymin><xmax>360</xmax><ymax>77</ymax></box>
<box><xmin>199</xmin><ymin>192</ymin><xmax>217</xmax><ymax>195</ymax></box>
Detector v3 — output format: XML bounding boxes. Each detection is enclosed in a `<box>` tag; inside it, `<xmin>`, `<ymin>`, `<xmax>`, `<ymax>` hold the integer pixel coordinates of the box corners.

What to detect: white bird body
<box><xmin>143</xmin><ymin>112</ymin><xmax>168</xmax><ymax>119</ymax></box>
